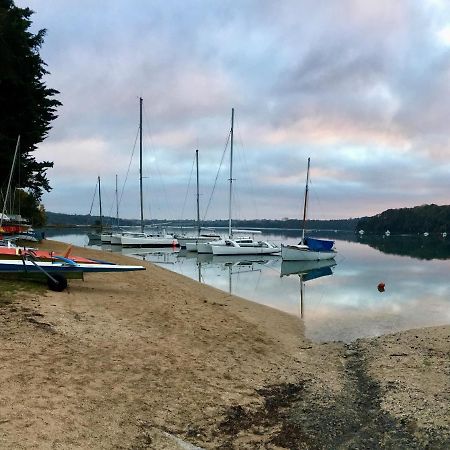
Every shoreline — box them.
[0,240,448,448]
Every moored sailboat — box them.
[207,108,279,256]
[281,158,336,261]
[175,150,221,250]
[114,98,177,248]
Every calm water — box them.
[40,228,450,343]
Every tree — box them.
[0,0,61,213]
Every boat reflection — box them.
[280,259,337,318]
[178,251,280,293]
[109,245,180,264]
[280,259,336,278]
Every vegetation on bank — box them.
[47,204,450,236]
[45,211,360,231]
[0,0,61,226]
[357,204,450,235]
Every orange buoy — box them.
[377,282,385,292]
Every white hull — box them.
[0,258,145,274]
[185,242,198,252]
[110,233,123,245]
[100,233,112,243]
[212,239,280,256]
[177,235,220,248]
[281,244,336,261]
[197,239,228,254]
[212,245,280,256]
[121,234,177,248]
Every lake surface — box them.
[40,228,450,343]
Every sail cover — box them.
[305,237,335,252]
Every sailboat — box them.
[0,248,145,292]
[210,109,280,256]
[281,158,336,261]
[116,97,177,248]
[0,136,36,241]
[176,150,221,250]
[87,177,104,242]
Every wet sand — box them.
[0,240,448,449]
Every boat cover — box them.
[305,237,335,252]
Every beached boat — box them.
[0,248,145,291]
[0,137,35,239]
[281,158,336,261]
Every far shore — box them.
[0,239,448,449]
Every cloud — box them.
[14,0,450,219]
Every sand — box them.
[0,240,448,449]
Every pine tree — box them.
[0,0,61,211]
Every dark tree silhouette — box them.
[0,0,61,211]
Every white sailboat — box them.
[209,108,280,256]
[117,98,177,248]
[281,158,336,261]
[98,176,113,243]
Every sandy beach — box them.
[0,240,449,449]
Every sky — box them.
[15,0,450,221]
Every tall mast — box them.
[139,97,144,233]
[301,157,310,243]
[195,149,200,236]
[98,175,103,231]
[1,135,20,227]
[228,108,234,238]
[115,174,119,228]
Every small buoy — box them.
[377,282,385,292]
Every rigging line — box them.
[202,131,230,221]
[142,104,170,214]
[119,125,140,208]
[88,178,99,215]
[234,124,260,219]
[180,154,196,221]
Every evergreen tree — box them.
[0,0,61,210]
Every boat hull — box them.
[281,244,336,261]
[212,244,280,256]
[176,235,220,248]
[121,236,178,248]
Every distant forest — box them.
[356,204,450,234]
[45,211,360,231]
[46,204,450,234]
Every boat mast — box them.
[301,157,310,243]
[139,97,144,233]
[1,135,20,228]
[115,174,119,228]
[98,176,103,231]
[195,149,201,237]
[228,108,234,239]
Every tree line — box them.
[45,211,360,231]
[357,204,450,234]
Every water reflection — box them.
[38,228,450,343]
[280,259,337,319]
[358,234,450,260]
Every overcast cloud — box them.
[15,0,450,220]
